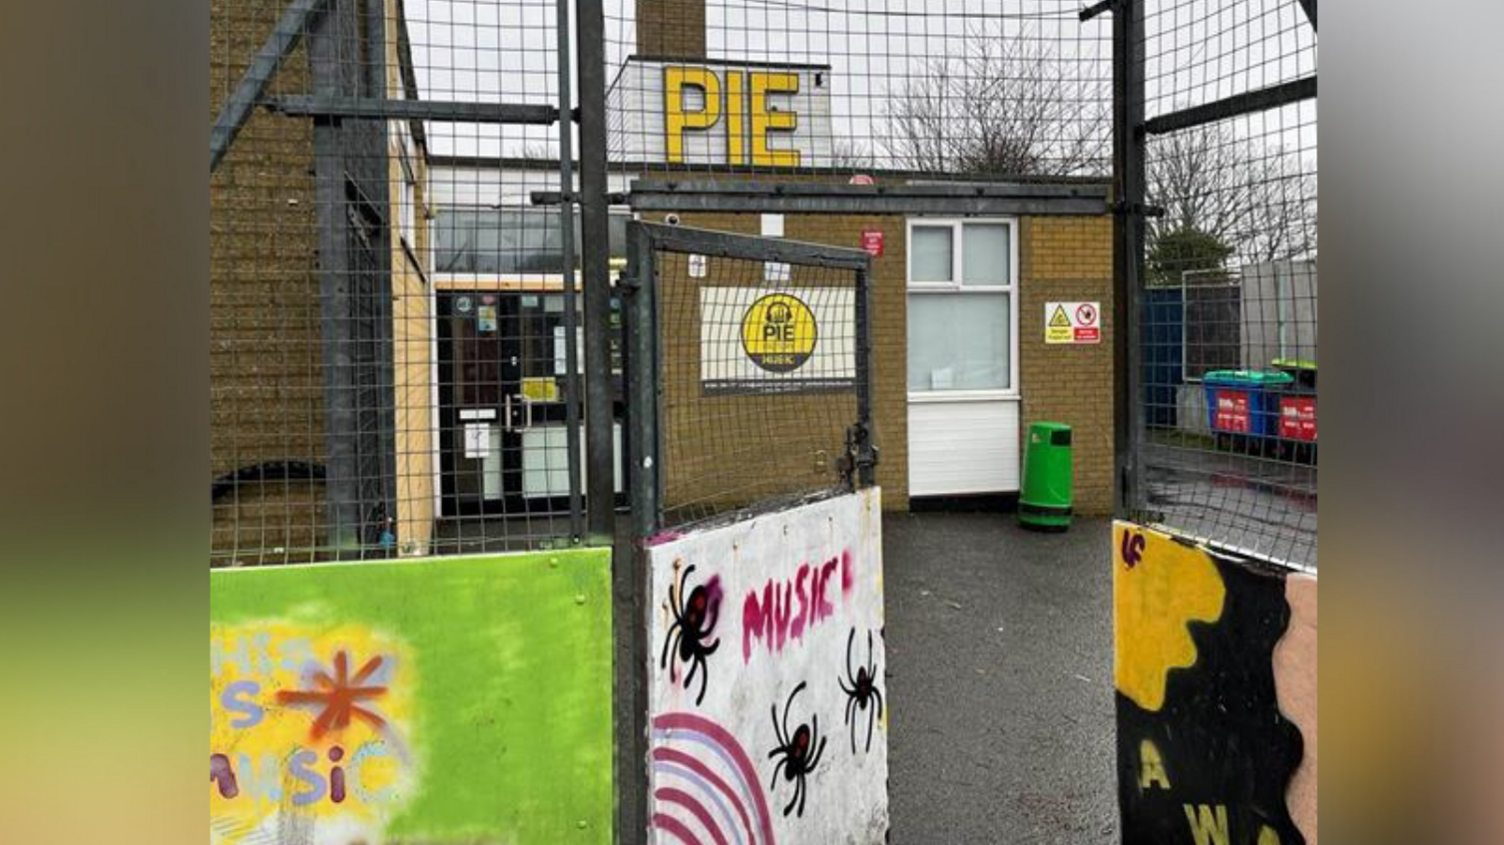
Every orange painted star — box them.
[277,650,388,740]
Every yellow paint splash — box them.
[1114,522,1225,712]
[209,622,415,844]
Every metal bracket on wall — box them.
[263,96,559,125]
[1112,200,1165,218]
[628,180,1111,217]
[840,423,879,490]
[1078,0,1123,22]
[1140,76,1316,137]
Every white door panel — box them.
[908,400,1020,496]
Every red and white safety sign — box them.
[1044,301,1101,344]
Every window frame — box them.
[430,204,633,289]
[905,217,1021,401]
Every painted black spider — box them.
[768,681,827,818]
[659,563,720,705]
[838,627,885,754]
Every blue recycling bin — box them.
[1202,370,1293,439]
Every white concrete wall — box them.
[646,488,889,844]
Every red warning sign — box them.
[1045,301,1101,344]
[1214,390,1251,433]
[1279,396,1318,441]
[860,229,884,257]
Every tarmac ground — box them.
[883,510,1119,844]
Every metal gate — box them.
[1100,0,1319,569]
[613,221,877,835]
[209,0,606,563]
[620,222,877,539]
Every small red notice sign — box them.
[1214,390,1251,433]
[1279,396,1318,441]
[860,229,884,257]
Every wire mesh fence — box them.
[624,223,873,535]
[1131,0,1317,569]
[210,0,1120,567]
[210,0,1313,567]
[210,0,593,565]
[604,0,1113,179]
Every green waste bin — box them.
[1020,422,1073,531]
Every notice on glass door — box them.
[464,423,491,459]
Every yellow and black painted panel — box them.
[1114,521,1315,845]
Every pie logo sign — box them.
[741,293,818,372]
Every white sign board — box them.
[646,488,888,844]
[610,58,835,167]
[463,422,491,459]
[1045,300,1102,344]
[700,287,855,395]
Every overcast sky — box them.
[404,0,1314,166]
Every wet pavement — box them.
[883,510,1118,843]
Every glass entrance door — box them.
[437,292,576,516]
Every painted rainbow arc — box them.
[650,712,776,845]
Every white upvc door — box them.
[906,218,1022,496]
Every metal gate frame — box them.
[613,220,876,841]
[1086,0,1317,523]
[619,221,878,539]
[210,0,600,552]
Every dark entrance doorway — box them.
[437,290,583,517]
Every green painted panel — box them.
[209,549,613,844]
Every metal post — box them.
[209,0,330,172]
[617,222,657,845]
[853,263,876,488]
[576,0,616,544]
[556,0,583,542]
[625,225,661,539]
[1112,0,1146,517]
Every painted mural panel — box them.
[209,549,614,845]
[1113,521,1317,845]
[647,488,888,844]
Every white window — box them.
[906,219,1018,394]
[394,122,418,250]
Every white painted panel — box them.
[646,489,888,844]
[521,423,624,498]
[907,400,1020,496]
[482,426,503,499]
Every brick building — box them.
[210,0,433,563]
[425,0,1115,518]
[211,0,1115,567]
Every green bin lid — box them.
[1028,422,1072,433]
[1202,369,1295,386]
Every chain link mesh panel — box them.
[210,0,593,565]
[604,0,1112,179]
[1132,0,1317,569]
[631,225,871,533]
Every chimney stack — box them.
[636,0,706,58]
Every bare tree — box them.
[830,139,876,170]
[1148,121,1317,264]
[879,32,1108,177]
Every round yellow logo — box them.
[741,293,817,373]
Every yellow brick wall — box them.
[645,205,1113,515]
[210,0,326,562]
[1019,216,1116,515]
[637,0,707,58]
[387,0,436,557]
